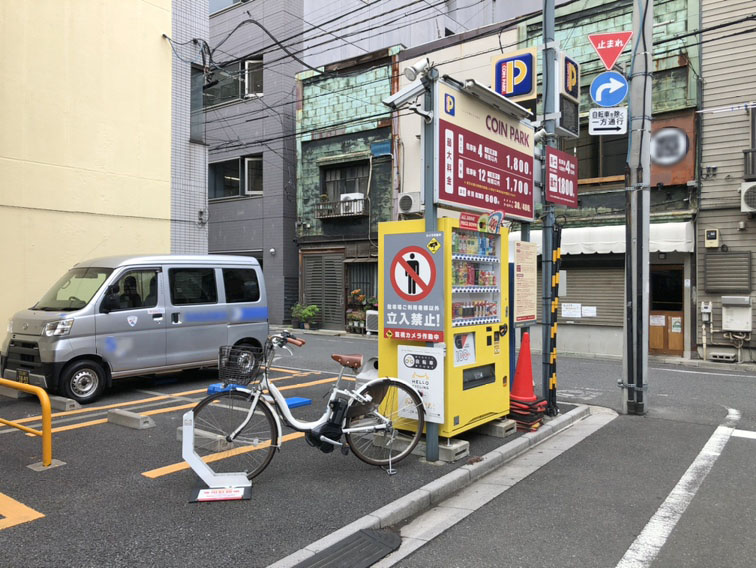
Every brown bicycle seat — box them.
[331,353,363,369]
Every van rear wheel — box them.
[60,360,105,404]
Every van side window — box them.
[169,268,218,305]
[112,270,159,311]
[223,268,260,303]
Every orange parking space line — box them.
[0,493,45,531]
[9,388,209,426]
[17,376,352,434]
[51,418,108,433]
[142,432,305,478]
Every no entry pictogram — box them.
[390,246,436,302]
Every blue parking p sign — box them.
[589,71,628,107]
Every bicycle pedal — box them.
[341,444,350,456]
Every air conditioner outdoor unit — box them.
[741,182,756,213]
[365,310,379,335]
[398,191,423,214]
[340,192,364,215]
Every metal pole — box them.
[622,0,652,415]
[422,68,440,460]
[541,0,557,403]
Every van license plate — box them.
[17,369,29,384]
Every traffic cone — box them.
[511,332,538,404]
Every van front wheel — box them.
[60,360,105,404]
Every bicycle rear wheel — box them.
[192,390,277,480]
[345,379,425,467]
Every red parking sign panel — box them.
[545,147,579,208]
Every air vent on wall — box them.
[741,182,756,212]
[398,192,422,214]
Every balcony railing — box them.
[315,198,368,219]
[744,149,756,181]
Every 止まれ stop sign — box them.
[390,246,436,302]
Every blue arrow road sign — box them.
[590,71,628,107]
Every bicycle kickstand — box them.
[384,442,397,476]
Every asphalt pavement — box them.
[1,330,755,567]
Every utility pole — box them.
[541,0,557,413]
[422,67,440,460]
[622,0,653,414]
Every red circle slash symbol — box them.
[390,246,436,302]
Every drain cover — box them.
[293,529,401,568]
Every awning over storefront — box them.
[509,221,694,255]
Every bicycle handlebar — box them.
[287,337,305,347]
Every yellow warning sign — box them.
[427,238,441,254]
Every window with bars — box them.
[322,162,369,200]
[562,128,627,179]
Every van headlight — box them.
[44,319,75,337]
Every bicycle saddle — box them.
[331,353,363,369]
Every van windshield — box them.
[33,267,113,311]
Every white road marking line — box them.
[650,367,756,379]
[616,408,741,568]
[732,429,756,440]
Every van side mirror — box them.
[101,285,120,313]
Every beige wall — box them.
[397,29,520,203]
[0,0,172,325]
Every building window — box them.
[245,156,263,195]
[209,159,240,199]
[190,66,205,143]
[203,62,241,107]
[562,128,627,179]
[209,155,263,199]
[322,162,369,201]
[245,59,263,97]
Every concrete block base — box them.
[476,418,517,439]
[28,459,66,471]
[49,396,80,411]
[411,437,470,463]
[107,409,155,430]
[0,385,32,399]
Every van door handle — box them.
[152,312,164,321]
[171,312,181,324]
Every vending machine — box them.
[379,217,510,438]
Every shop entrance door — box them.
[649,265,684,356]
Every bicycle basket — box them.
[218,345,262,386]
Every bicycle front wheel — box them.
[345,379,425,467]
[192,390,277,480]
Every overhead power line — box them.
[195,5,756,149]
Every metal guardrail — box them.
[0,378,52,467]
[744,149,756,181]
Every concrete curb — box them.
[268,404,592,568]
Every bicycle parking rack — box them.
[181,410,252,501]
[0,378,60,470]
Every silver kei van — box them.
[1,255,268,403]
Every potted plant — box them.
[290,303,305,328]
[347,309,366,334]
[300,304,321,329]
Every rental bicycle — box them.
[190,331,426,480]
